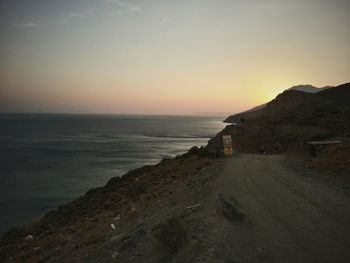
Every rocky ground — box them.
[1,153,349,263]
[0,152,214,262]
[306,144,350,175]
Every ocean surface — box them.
[0,114,226,235]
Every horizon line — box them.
[0,111,233,117]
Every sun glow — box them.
[0,0,349,114]
[245,69,305,104]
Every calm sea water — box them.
[0,114,226,234]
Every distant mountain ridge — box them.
[288,84,332,93]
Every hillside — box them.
[224,84,333,123]
[212,82,350,162]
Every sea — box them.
[0,114,226,235]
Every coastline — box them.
[0,114,225,236]
[1,84,349,262]
[0,146,215,261]
[1,150,349,262]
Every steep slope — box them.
[211,82,350,154]
[223,105,265,124]
[224,84,333,123]
[317,82,350,104]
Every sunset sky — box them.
[0,0,349,115]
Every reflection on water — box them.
[0,114,226,234]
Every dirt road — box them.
[3,154,349,262]
[194,154,350,263]
[99,154,350,263]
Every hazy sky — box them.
[0,0,349,114]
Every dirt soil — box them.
[1,154,350,263]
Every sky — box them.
[0,0,349,115]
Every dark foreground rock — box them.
[218,193,245,222]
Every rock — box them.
[25,235,34,241]
[185,203,201,209]
[218,193,245,222]
[152,216,187,253]
[108,233,131,244]
[111,251,120,259]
